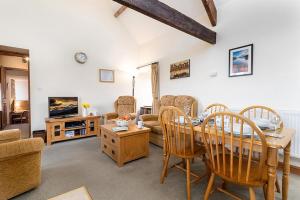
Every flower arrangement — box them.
[82,102,91,109]
[82,102,91,116]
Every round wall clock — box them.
[74,52,88,64]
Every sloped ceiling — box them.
[110,0,225,45]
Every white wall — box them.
[0,0,139,130]
[139,0,300,112]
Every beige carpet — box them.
[12,137,300,200]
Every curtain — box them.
[151,62,159,114]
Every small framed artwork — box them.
[99,69,115,83]
[229,44,253,77]
[170,59,190,80]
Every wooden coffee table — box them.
[100,124,150,167]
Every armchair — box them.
[0,129,44,199]
[104,96,136,123]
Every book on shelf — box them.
[65,130,75,138]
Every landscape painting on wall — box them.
[170,59,190,80]
[229,44,253,77]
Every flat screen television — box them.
[48,97,79,118]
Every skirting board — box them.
[278,162,300,176]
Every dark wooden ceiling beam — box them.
[114,5,127,18]
[202,0,217,26]
[113,0,216,44]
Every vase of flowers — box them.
[82,102,90,117]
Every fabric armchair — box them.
[0,129,21,144]
[104,96,136,123]
[0,129,44,199]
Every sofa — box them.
[104,96,137,123]
[140,95,198,147]
[0,129,44,199]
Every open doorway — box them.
[0,45,30,138]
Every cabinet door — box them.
[87,119,99,135]
[51,122,64,141]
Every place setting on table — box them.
[182,109,286,140]
[172,107,286,142]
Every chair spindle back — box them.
[239,105,283,129]
[200,112,268,185]
[159,106,195,158]
[204,103,229,114]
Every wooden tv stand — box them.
[45,115,101,145]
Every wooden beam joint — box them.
[202,0,217,26]
[114,6,127,18]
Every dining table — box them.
[193,125,295,200]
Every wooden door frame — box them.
[0,45,31,137]
[28,59,32,137]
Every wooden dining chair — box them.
[201,112,269,200]
[159,106,207,200]
[239,105,283,130]
[240,105,283,193]
[204,103,229,114]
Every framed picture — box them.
[99,69,114,83]
[170,59,190,80]
[229,44,253,77]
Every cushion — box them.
[152,126,163,135]
[143,121,160,127]
[174,95,195,115]
[143,121,162,135]
[117,105,134,117]
[160,95,175,106]
[118,96,135,105]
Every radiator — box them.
[279,110,300,158]
[230,109,300,158]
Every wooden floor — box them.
[4,123,30,138]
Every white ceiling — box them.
[110,0,226,45]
